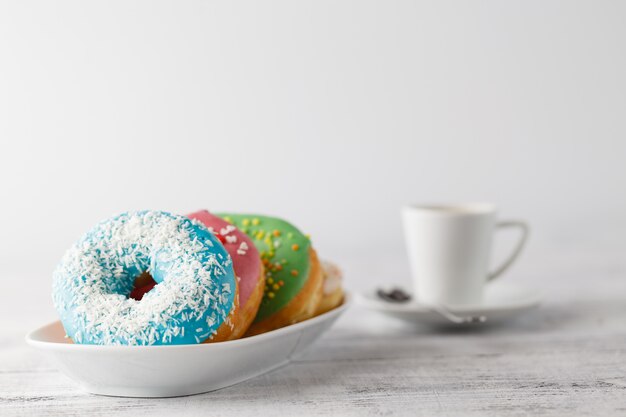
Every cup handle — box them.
[488,220,529,281]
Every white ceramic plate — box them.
[356,282,541,325]
[26,294,350,398]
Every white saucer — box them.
[356,283,541,325]
[26,294,350,398]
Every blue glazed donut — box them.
[52,210,237,345]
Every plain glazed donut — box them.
[315,261,344,316]
[187,210,265,340]
[52,211,238,345]
[218,214,324,336]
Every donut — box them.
[187,210,265,339]
[52,211,239,345]
[218,214,324,335]
[315,261,344,316]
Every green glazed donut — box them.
[217,214,311,322]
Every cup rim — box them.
[403,202,496,215]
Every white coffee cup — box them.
[402,203,529,307]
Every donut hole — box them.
[128,271,158,301]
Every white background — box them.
[1,0,625,282]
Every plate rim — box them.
[26,293,351,351]
[356,283,542,314]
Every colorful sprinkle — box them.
[242,218,250,226]
[268,292,275,299]
[252,218,260,226]
[272,229,281,237]
[291,244,300,251]
[291,269,299,277]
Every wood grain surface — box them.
[1,246,625,416]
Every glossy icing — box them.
[187,210,261,308]
[217,213,311,321]
[52,211,236,345]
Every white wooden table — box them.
[2,245,625,416]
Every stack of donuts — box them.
[52,210,344,345]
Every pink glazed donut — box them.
[187,210,265,339]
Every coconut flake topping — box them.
[52,211,235,346]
